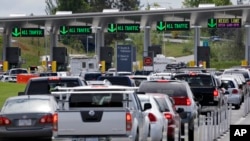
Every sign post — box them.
[116,45,133,72]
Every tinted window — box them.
[69,93,124,108]
[174,75,213,86]
[139,82,188,97]
[221,80,235,88]
[27,79,81,94]
[84,73,102,81]
[2,98,51,113]
[10,69,28,75]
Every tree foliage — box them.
[182,0,232,7]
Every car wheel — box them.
[134,128,139,141]
[235,104,241,110]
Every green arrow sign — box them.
[156,21,166,31]
[108,24,117,33]
[60,26,68,35]
[208,18,217,28]
[12,27,21,37]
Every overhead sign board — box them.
[12,27,44,37]
[108,23,140,33]
[207,18,241,28]
[60,26,92,35]
[156,21,190,31]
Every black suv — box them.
[172,72,226,113]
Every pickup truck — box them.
[18,76,87,96]
[173,72,226,113]
[51,86,151,141]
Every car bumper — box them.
[225,94,241,105]
[0,128,52,138]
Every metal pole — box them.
[86,36,89,55]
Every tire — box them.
[134,129,139,141]
[188,128,194,141]
[235,104,241,110]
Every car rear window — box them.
[27,79,81,94]
[138,82,188,97]
[84,73,102,81]
[2,98,51,113]
[221,80,235,88]
[69,94,124,108]
[174,75,213,87]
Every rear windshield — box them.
[84,73,102,81]
[174,75,213,87]
[138,82,188,97]
[221,80,235,88]
[69,94,124,108]
[98,76,132,86]
[27,79,81,94]
[2,98,51,113]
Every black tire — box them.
[135,129,139,141]
[188,128,194,141]
[235,104,241,110]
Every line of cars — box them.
[1,66,250,141]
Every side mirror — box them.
[143,103,152,111]
[176,108,184,113]
[18,92,24,96]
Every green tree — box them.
[182,0,231,7]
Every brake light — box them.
[126,113,132,131]
[247,82,250,85]
[232,89,238,94]
[52,113,58,131]
[48,77,60,80]
[157,80,169,82]
[173,97,191,106]
[39,114,53,123]
[0,117,11,126]
[164,112,174,125]
[213,90,219,97]
[148,113,157,122]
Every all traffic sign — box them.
[143,57,153,66]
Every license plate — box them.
[72,138,98,141]
[18,119,32,126]
[86,138,99,141]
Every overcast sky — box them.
[0,0,240,17]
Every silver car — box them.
[220,76,243,109]
[0,95,58,141]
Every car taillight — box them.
[232,89,238,94]
[164,112,174,125]
[148,113,157,122]
[247,81,250,85]
[173,97,191,106]
[52,113,58,131]
[126,113,132,131]
[213,90,219,97]
[39,114,53,124]
[0,117,11,126]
